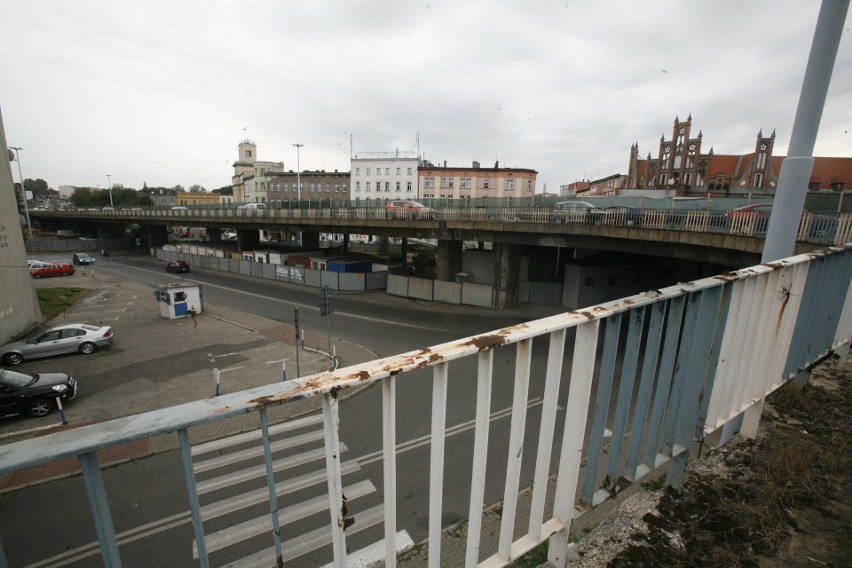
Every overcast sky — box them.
[2,1,850,193]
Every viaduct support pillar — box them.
[493,242,521,308]
[237,228,260,252]
[205,228,222,242]
[301,231,320,250]
[146,225,169,255]
[436,239,463,282]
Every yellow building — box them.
[175,192,222,207]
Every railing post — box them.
[547,321,600,568]
[79,451,122,567]
[322,391,348,567]
[428,362,448,568]
[382,376,398,568]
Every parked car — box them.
[31,263,75,279]
[0,368,78,418]
[56,229,81,238]
[72,253,95,265]
[0,323,114,366]
[551,201,603,224]
[28,260,54,271]
[165,260,190,273]
[385,200,434,220]
[171,206,188,211]
[237,203,267,210]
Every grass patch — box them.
[36,288,91,320]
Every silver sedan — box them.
[0,323,114,365]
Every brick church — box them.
[626,115,848,194]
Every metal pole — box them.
[294,308,301,378]
[293,143,303,203]
[762,0,849,263]
[9,147,34,248]
[106,174,112,207]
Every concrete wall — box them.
[0,110,42,343]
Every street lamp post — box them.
[292,143,303,204]
[9,147,34,247]
[106,174,113,207]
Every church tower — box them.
[750,129,775,189]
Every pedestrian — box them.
[190,305,197,327]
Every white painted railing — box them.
[0,245,849,567]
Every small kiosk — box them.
[155,282,203,320]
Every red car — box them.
[385,200,434,220]
[31,263,75,279]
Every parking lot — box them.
[0,267,374,473]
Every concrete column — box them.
[147,225,169,254]
[301,231,320,250]
[493,243,521,308]
[436,239,463,282]
[236,228,260,252]
[205,228,222,242]
[343,233,350,253]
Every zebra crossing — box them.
[189,413,413,566]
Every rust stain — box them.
[351,370,371,381]
[776,287,790,335]
[465,334,508,351]
[428,352,443,363]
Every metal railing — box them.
[0,245,849,567]
[39,206,852,246]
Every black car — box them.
[165,261,190,273]
[0,368,78,418]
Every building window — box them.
[506,179,514,190]
[326,184,330,192]
[356,181,361,191]
[356,168,360,175]
[809,181,820,190]
[448,178,454,188]
[407,167,413,175]
[440,177,449,188]
[366,182,371,192]
[385,182,390,192]
[366,168,371,175]
[483,179,490,189]
[246,150,252,157]
[396,167,401,175]
[335,184,340,192]
[425,177,435,188]
[527,180,532,191]
[407,181,412,192]
[396,181,401,192]
[461,177,472,188]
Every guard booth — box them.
[155,282,203,320]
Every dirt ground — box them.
[568,354,852,567]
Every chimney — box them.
[473,160,480,168]
[443,160,447,167]
[495,160,499,168]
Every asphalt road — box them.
[0,251,571,566]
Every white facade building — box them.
[231,140,287,203]
[350,151,423,201]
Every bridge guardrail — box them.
[0,244,849,567]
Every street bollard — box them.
[282,360,287,382]
[214,368,220,397]
[55,397,68,426]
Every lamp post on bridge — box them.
[9,146,34,248]
[106,174,113,207]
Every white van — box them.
[56,230,81,238]
[237,203,267,210]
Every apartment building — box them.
[350,151,422,200]
[418,161,537,199]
